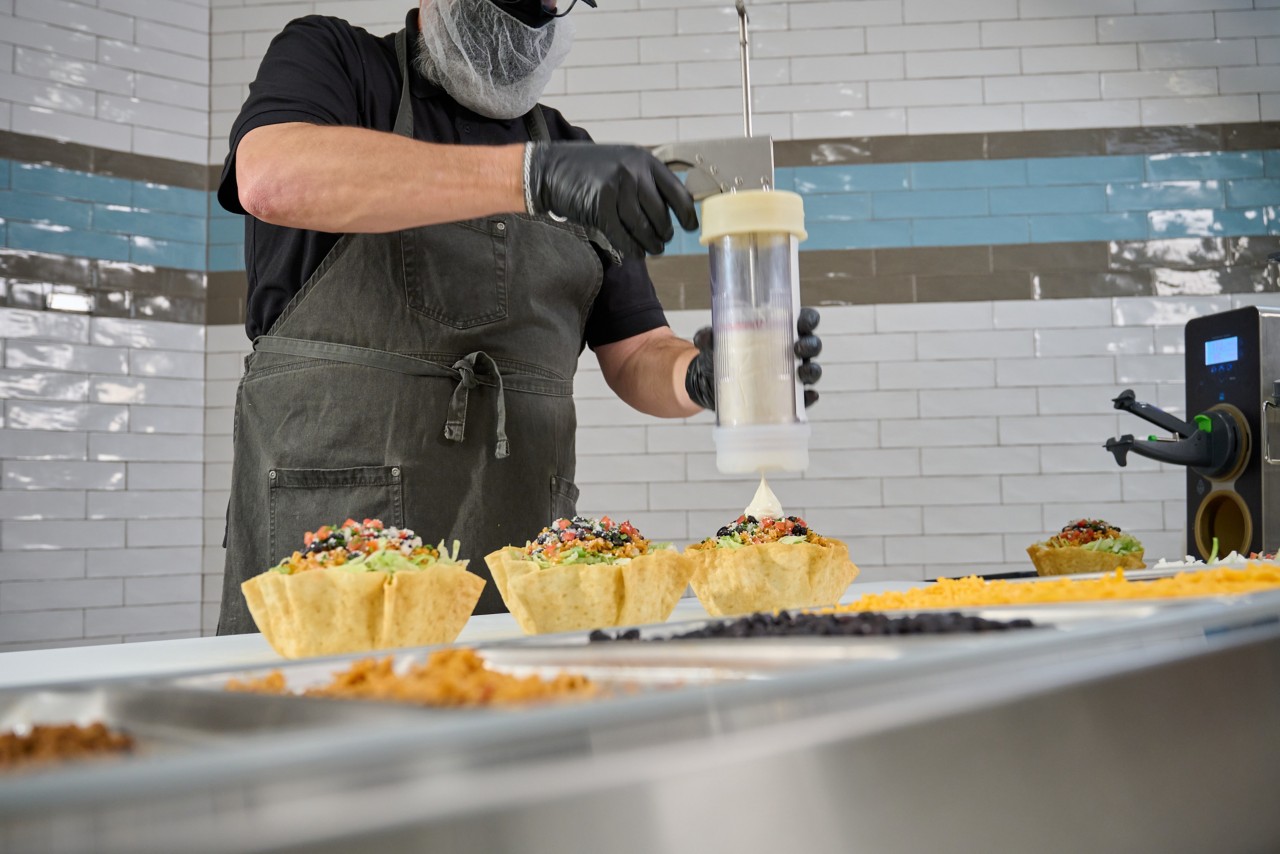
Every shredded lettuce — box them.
[528,542,673,568]
[342,550,415,574]
[528,545,618,568]
[341,539,462,574]
[1079,534,1143,556]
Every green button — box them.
[1194,414,1212,433]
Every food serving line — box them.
[6,15,1278,850]
[2,579,1280,853]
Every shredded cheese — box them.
[839,565,1280,611]
[227,648,598,707]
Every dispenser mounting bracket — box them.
[652,136,776,201]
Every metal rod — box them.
[736,0,752,138]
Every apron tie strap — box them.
[445,352,510,459]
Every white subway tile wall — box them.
[225,0,1265,150]
[9,0,1265,161]
[1,0,208,157]
[0,309,206,648]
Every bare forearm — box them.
[596,329,702,419]
[236,123,524,233]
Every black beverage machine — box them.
[1104,305,1280,560]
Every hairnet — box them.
[415,0,573,120]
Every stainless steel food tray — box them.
[168,645,771,697]
[859,600,1204,624]
[496,600,1181,650]
[1004,563,1280,583]
[167,615,1055,699]
[475,595,1280,671]
[0,682,421,775]
[471,632,1032,676]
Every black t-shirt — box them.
[217,8,668,346]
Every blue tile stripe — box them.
[0,158,245,272]
[666,147,1280,254]
[3,149,1278,270]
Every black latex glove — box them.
[685,307,823,411]
[526,141,699,259]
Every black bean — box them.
[589,610,1038,642]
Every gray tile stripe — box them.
[0,130,212,190]
[0,249,209,324]
[6,237,1279,325]
[774,121,1280,168]
[650,236,1280,311]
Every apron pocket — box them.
[549,475,579,521]
[401,218,508,329]
[268,465,405,563]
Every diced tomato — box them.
[562,530,577,541]
[557,518,570,529]
[600,515,613,529]
[303,531,315,546]
[620,521,636,537]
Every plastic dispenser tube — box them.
[699,190,810,475]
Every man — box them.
[216,0,818,632]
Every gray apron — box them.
[217,29,607,633]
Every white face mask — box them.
[415,0,573,120]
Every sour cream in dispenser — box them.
[700,190,810,475]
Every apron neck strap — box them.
[524,104,550,143]
[393,28,414,138]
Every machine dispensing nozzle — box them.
[1104,388,1245,479]
[1110,388,1196,438]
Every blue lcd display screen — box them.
[1205,336,1239,366]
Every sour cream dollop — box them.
[744,476,783,520]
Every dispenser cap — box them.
[714,422,811,474]
[699,190,807,246]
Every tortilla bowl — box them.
[484,547,693,635]
[686,539,860,617]
[241,565,486,659]
[1026,544,1146,577]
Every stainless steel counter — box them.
[0,583,925,690]
[2,590,1278,854]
